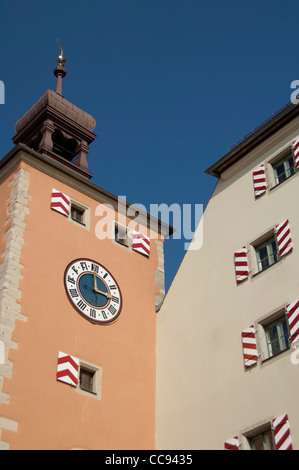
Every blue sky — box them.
[0,0,298,290]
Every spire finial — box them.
[54,39,67,95]
[56,39,66,67]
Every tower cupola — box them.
[12,41,96,179]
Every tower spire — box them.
[54,39,66,95]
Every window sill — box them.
[251,259,280,278]
[80,387,97,395]
[260,346,290,364]
[71,217,86,227]
[115,239,129,248]
[269,169,298,192]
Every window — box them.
[114,222,129,247]
[69,201,89,229]
[243,421,276,450]
[77,362,102,399]
[256,236,278,272]
[71,205,85,224]
[80,367,95,394]
[265,316,290,358]
[257,308,291,361]
[273,153,295,185]
[249,429,275,450]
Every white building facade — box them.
[157,102,299,450]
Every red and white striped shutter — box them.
[275,219,293,257]
[292,139,299,169]
[241,325,258,369]
[272,414,293,450]
[56,352,79,387]
[252,164,267,198]
[132,231,150,257]
[224,436,240,450]
[234,247,249,284]
[51,188,70,217]
[286,300,299,346]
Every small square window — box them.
[256,236,278,272]
[77,362,102,399]
[273,153,295,185]
[114,222,129,247]
[71,205,85,224]
[69,201,89,229]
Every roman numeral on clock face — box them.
[70,289,79,298]
[108,305,116,315]
[77,299,86,311]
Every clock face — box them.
[64,258,122,324]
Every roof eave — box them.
[205,101,298,178]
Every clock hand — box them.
[93,268,97,290]
[94,287,112,299]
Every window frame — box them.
[71,205,85,224]
[255,236,279,273]
[68,199,90,230]
[272,153,295,186]
[80,367,95,394]
[76,361,102,400]
[256,307,291,362]
[248,227,280,277]
[249,428,275,450]
[264,316,290,359]
[242,419,276,450]
[266,145,297,190]
[113,221,132,249]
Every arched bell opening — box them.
[52,129,78,162]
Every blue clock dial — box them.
[78,273,109,308]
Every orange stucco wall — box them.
[0,158,161,450]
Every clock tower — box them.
[0,50,172,450]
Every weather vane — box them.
[56,39,66,67]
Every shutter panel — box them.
[224,436,240,450]
[286,300,299,346]
[272,414,293,450]
[56,352,79,387]
[51,188,70,217]
[132,231,150,257]
[241,325,258,368]
[234,247,249,284]
[292,139,299,169]
[252,164,267,198]
[275,219,293,257]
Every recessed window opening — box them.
[264,316,290,358]
[273,153,295,185]
[256,237,278,272]
[71,205,85,224]
[115,223,128,246]
[79,366,96,395]
[249,428,275,450]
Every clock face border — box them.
[64,258,123,325]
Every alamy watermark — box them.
[290,80,299,104]
[0,81,4,104]
[94,196,204,251]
